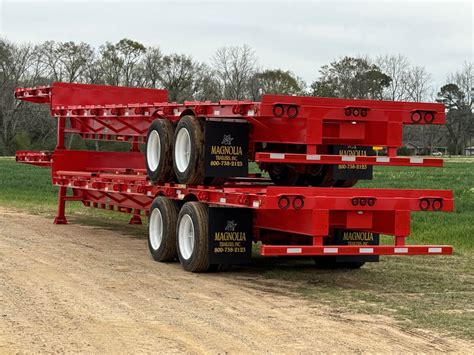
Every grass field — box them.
[0,157,473,339]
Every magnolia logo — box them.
[221,134,234,145]
[225,220,237,231]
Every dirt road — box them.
[0,208,470,353]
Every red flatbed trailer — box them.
[15,82,454,272]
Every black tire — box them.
[312,256,365,269]
[145,119,174,183]
[268,164,302,186]
[334,179,359,188]
[303,165,335,187]
[148,196,179,262]
[176,202,214,272]
[173,115,206,185]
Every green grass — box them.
[357,163,474,251]
[0,157,132,223]
[1,157,473,339]
[250,161,474,339]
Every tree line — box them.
[0,38,472,155]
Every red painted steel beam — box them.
[255,152,444,167]
[260,245,453,256]
[15,150,52,167]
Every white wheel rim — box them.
[178,214,194,260]
[149,208,163,251]
[175,127,191,173]
[147,130,161,171]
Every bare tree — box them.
[212,45,258,99]
[404,65,432,102]
[99,38,146,86]
[157,54,204,102]
[0,39,50,154]
[376,54,410,101]
[437,62,474,154]
[141,47,163,88]
[39,41,94,83]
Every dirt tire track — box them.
[0,208,470,353]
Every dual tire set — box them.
[148,196,214,272]
[146,115,207,185]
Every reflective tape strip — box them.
[323,247,338,254]
[376,156,390,163]
[220,198,226,203]
[306,154,321,160]
[214,110,220,115]
[287,247,302,254]
[252,200,260,208]
[341,156,356,162]
[428,247,442,253]
[359,247,374,253]
[270,153,285,159]
[394,247,408,253]
[410,157,424,164]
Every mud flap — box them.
[208,207,253,264]
[330,145,375,181]
[204,121,249,178]
[331,229,380,263]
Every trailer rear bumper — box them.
[255,152,443,168]
[261,245,453,256]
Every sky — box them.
[0,0,472,91]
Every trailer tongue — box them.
[15,82,454,272]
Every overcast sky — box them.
[0,0,472,91]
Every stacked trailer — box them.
[16,82,454,272]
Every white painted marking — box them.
[394,247,408,253]
[342,156,356,162]
[306,154,321,160]
[220,198,226,203]
[359,247,374,253]
[410,157,424,164]
[376,156,390,163]
[323,247,338,254]
[341,155,356,161]
[428,247,442,253]
[287,247,302,254]
[270,153,285,160]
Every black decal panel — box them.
[330,145,374,180]
[208,208,253,264]
[205,121,249,177]
[332,229,380,263]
